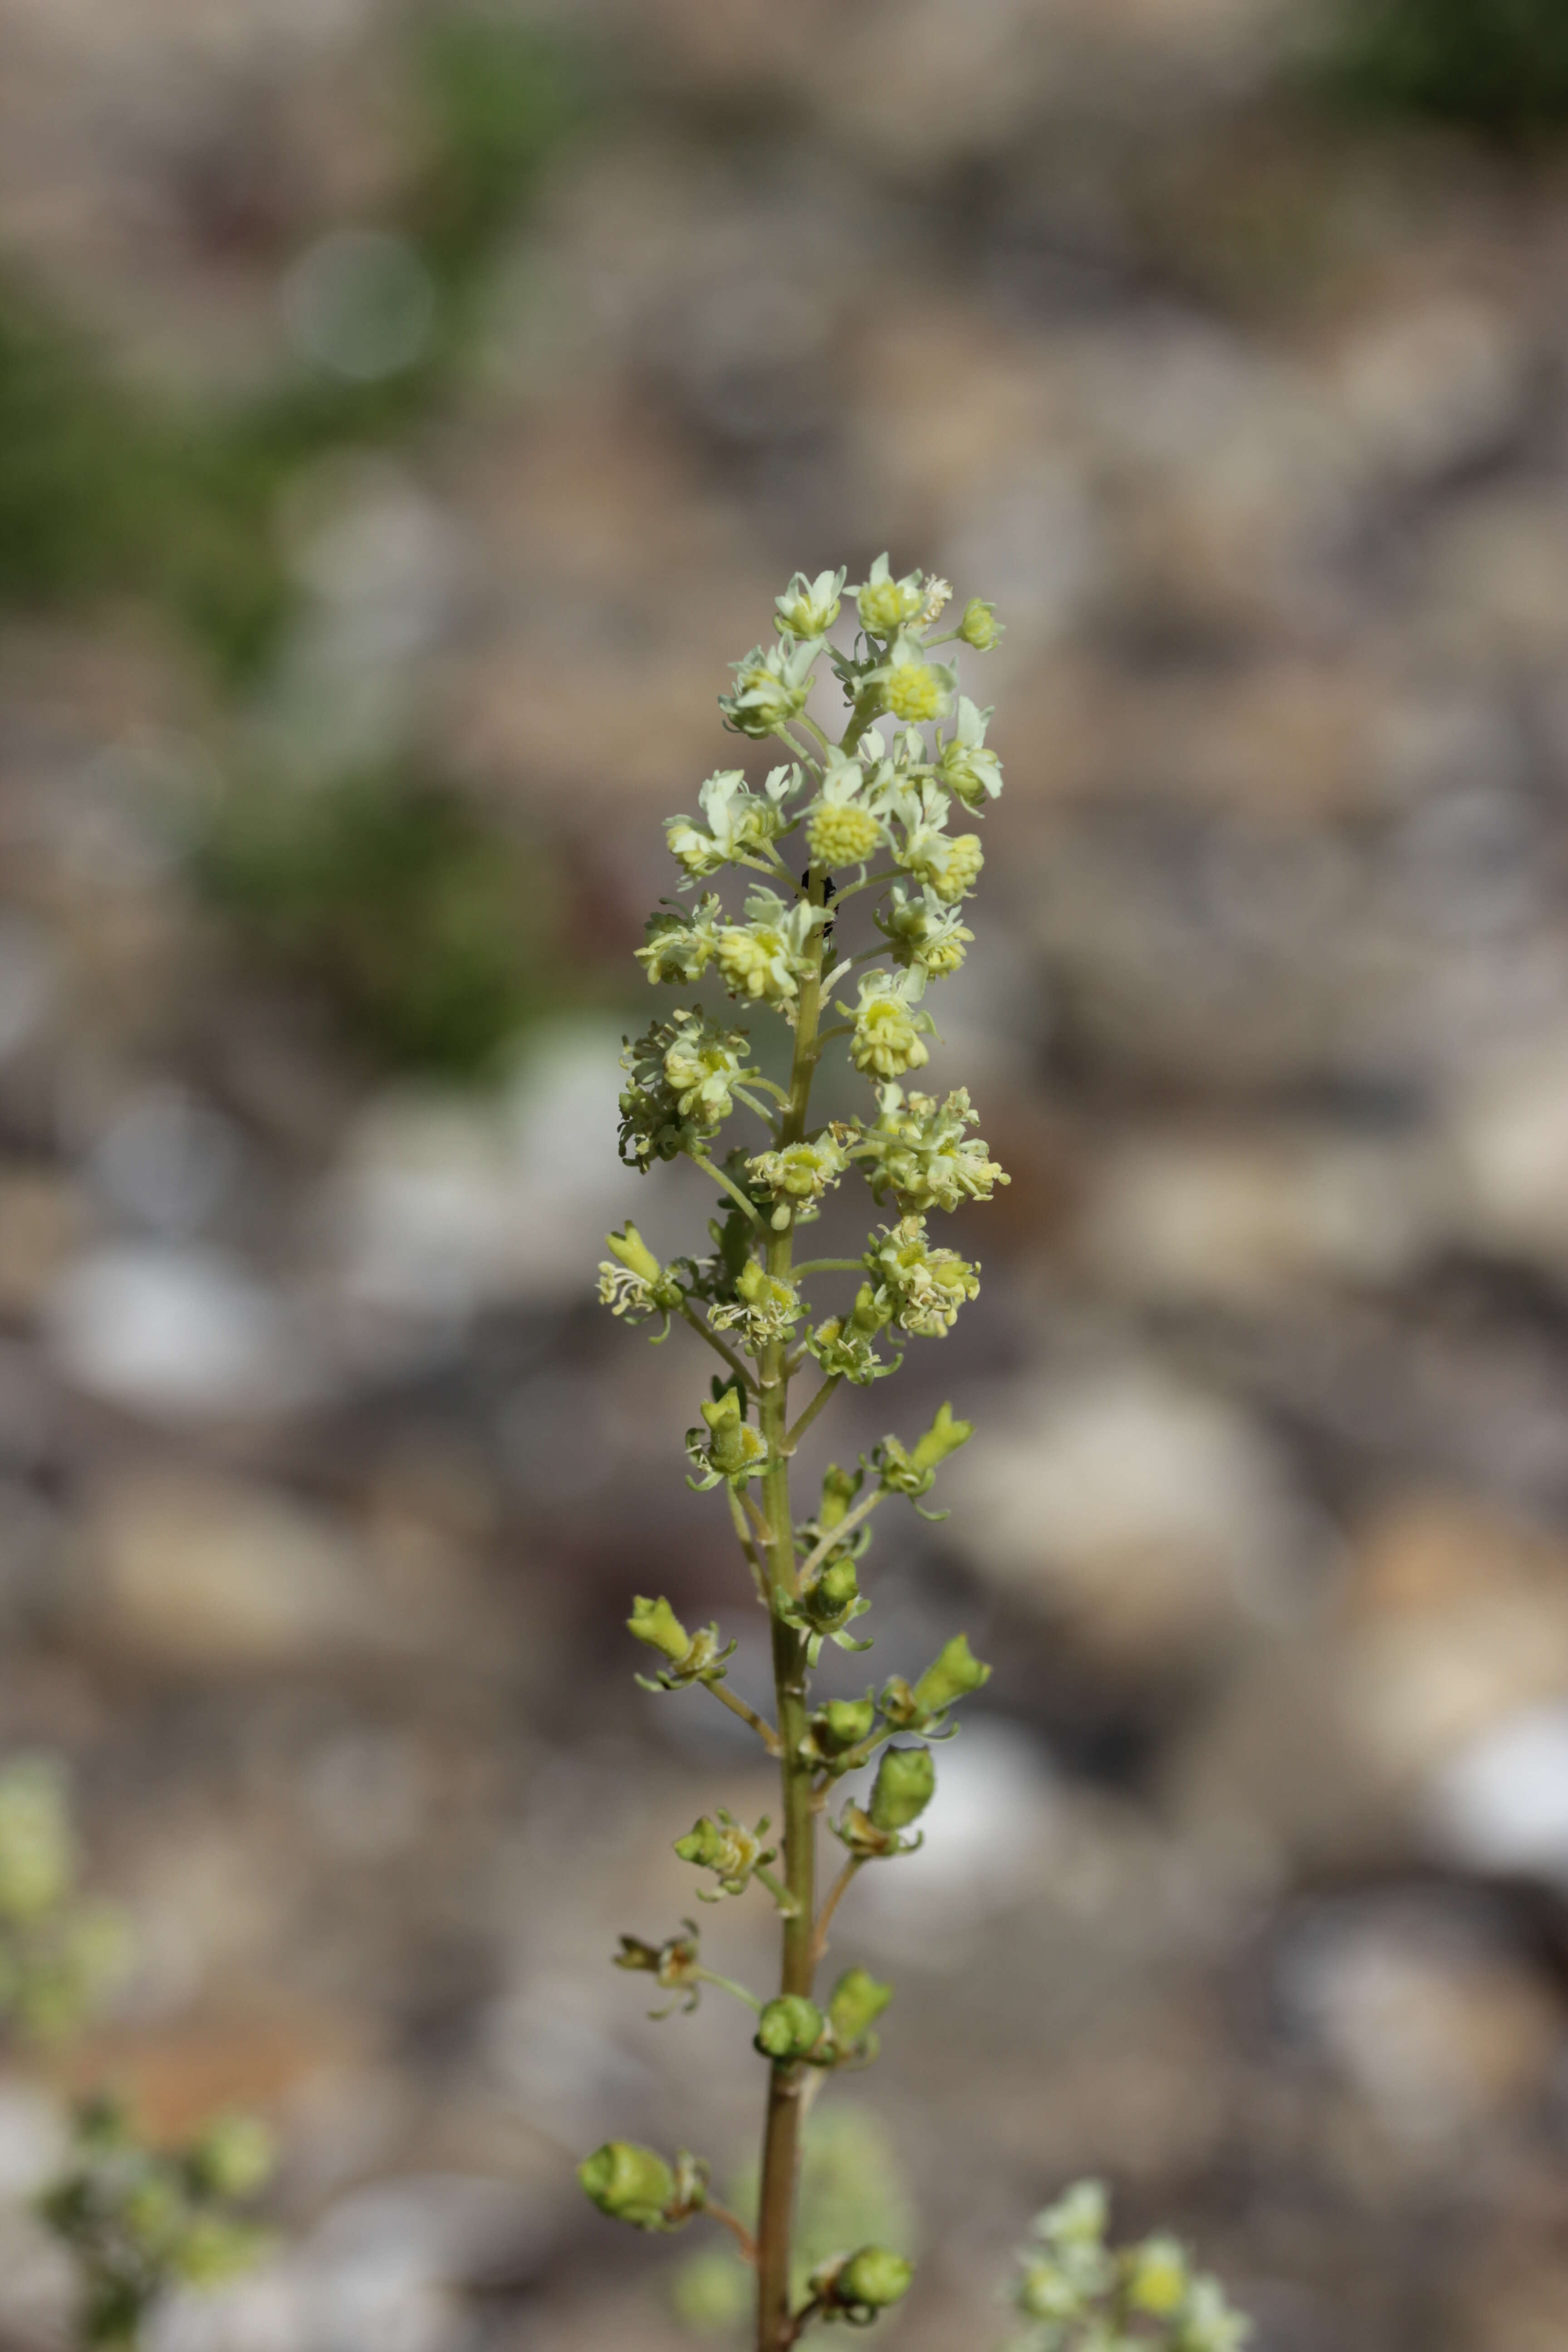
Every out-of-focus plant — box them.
[198,769,574,1077]
[39,2100,274,2352]
[0,14,587,681]
[0,1759,129,2047]
[575,562,1250,2350]
[1003,2182,1248,2352]
[1314,0,1568,135]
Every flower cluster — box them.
[1005,2182,1250,2352]
[864,1217,980,1337]
[667,767,802,879]
[856,1085,1009,1213]
[618,1010,757,1167]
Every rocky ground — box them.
[3,2,1568,2347]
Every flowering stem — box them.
[790,1259,866,1278]
[701,1679,782,1756]
[754,862,828,2352]
[827,868,897,902]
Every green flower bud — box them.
[911,1402,975,1473]
[578,2141,676,2230]
[189,2116,274,2202]
[837,2247,914,2309]
[818,1464,861,1530]
[813,1696,877,1754]
[627,1596,692,1666]
[605,1223,662,1287]
[815,1557,860,1618]
[828,1968,893,2046]
[869,1746,935,1831]
[911,1633,990,1715]
[958,596,1003,650]
[754,1994,827,2062]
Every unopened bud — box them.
[911,1633,990,1715]
[627,1595,691,1666]
[828,1968,892,2047]
[812,1696,876,1755]
[836,2247,914,2309]
[911,1402,973,1475]
[818,1464,860,1531]
[869,1746,934,1831]
[958,596,1003,650]
[578,2141,676,2229]
[605,1223,663,1286]
[754,1994,826,2062]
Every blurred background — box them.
[4,0,1568,2345]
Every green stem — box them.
[702,1678,781,1756]
[791,1260,866,1278]
[691,1154,765,1227]
[694,1968,764,2017]
[784,1377,841,1454]
[794,1486,885,1589]
[679,1303,756,1393]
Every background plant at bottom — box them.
[1002,2182,1249,2352]
[670,2110,917,2341]
[38,2100,275,2352]
[0,1754,278,2352]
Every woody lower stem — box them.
[755,872,826,2352]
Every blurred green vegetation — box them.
[198,771,581,1080]
[0,16,588,683]
[1317,0,1568,134]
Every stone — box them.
[1078,1125,1441,1306]
[946,1363,1313,1667]
[83,1469,374,1669]
[46,1245,323,1419]
[1341,1494,1568,1792]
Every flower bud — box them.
[818,1464,861,1530]
[812,1696,876,1754]
[754,1994,826,2062]
[578,2141,676,2230]
[828,1968,892,2046]
[604,1223,662,1287]
[869,1746,934,1831]
[627,1595,691,1666]
[911,1402,974,1474]
[836,2247,914,2309]
[911,1633,990,1715]
[958,596,1003,650]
